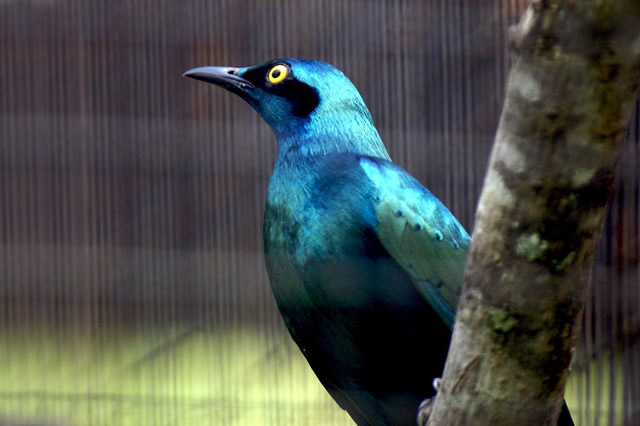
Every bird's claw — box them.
[417,377,442,426]
[432,377,442,392]
[417,397,435,426]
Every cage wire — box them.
[0,0,638,425]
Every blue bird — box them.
[184,59,573,426]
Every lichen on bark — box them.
[425,1,640,425]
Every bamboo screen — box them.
[0,1,638,425]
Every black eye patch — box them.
[241,62,320,118]
[241,62,277,85]
[271,80,320,118]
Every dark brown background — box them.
[1,0,638,424]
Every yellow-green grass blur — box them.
[0,324,622,425]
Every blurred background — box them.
[0,0,638,425]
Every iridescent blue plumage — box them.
[184,58,573,426]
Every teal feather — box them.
[184,58,574,426]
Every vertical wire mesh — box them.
[0,0,638,424]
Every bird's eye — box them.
[268,64,288,84]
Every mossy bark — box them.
[426,1,640,424]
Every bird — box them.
[184,59,574,426]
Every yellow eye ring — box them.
[268,64,288,84]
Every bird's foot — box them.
[416,378,442,426]
[432,377,442,392]
[417,397,434,426]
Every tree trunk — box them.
[427,1,640,424]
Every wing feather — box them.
[360,157,470,328]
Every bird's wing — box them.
[359,157,471,329]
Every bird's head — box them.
[184,58,388,159]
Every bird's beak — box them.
[183,66,255,95]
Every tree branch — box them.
[426,1,640,424]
